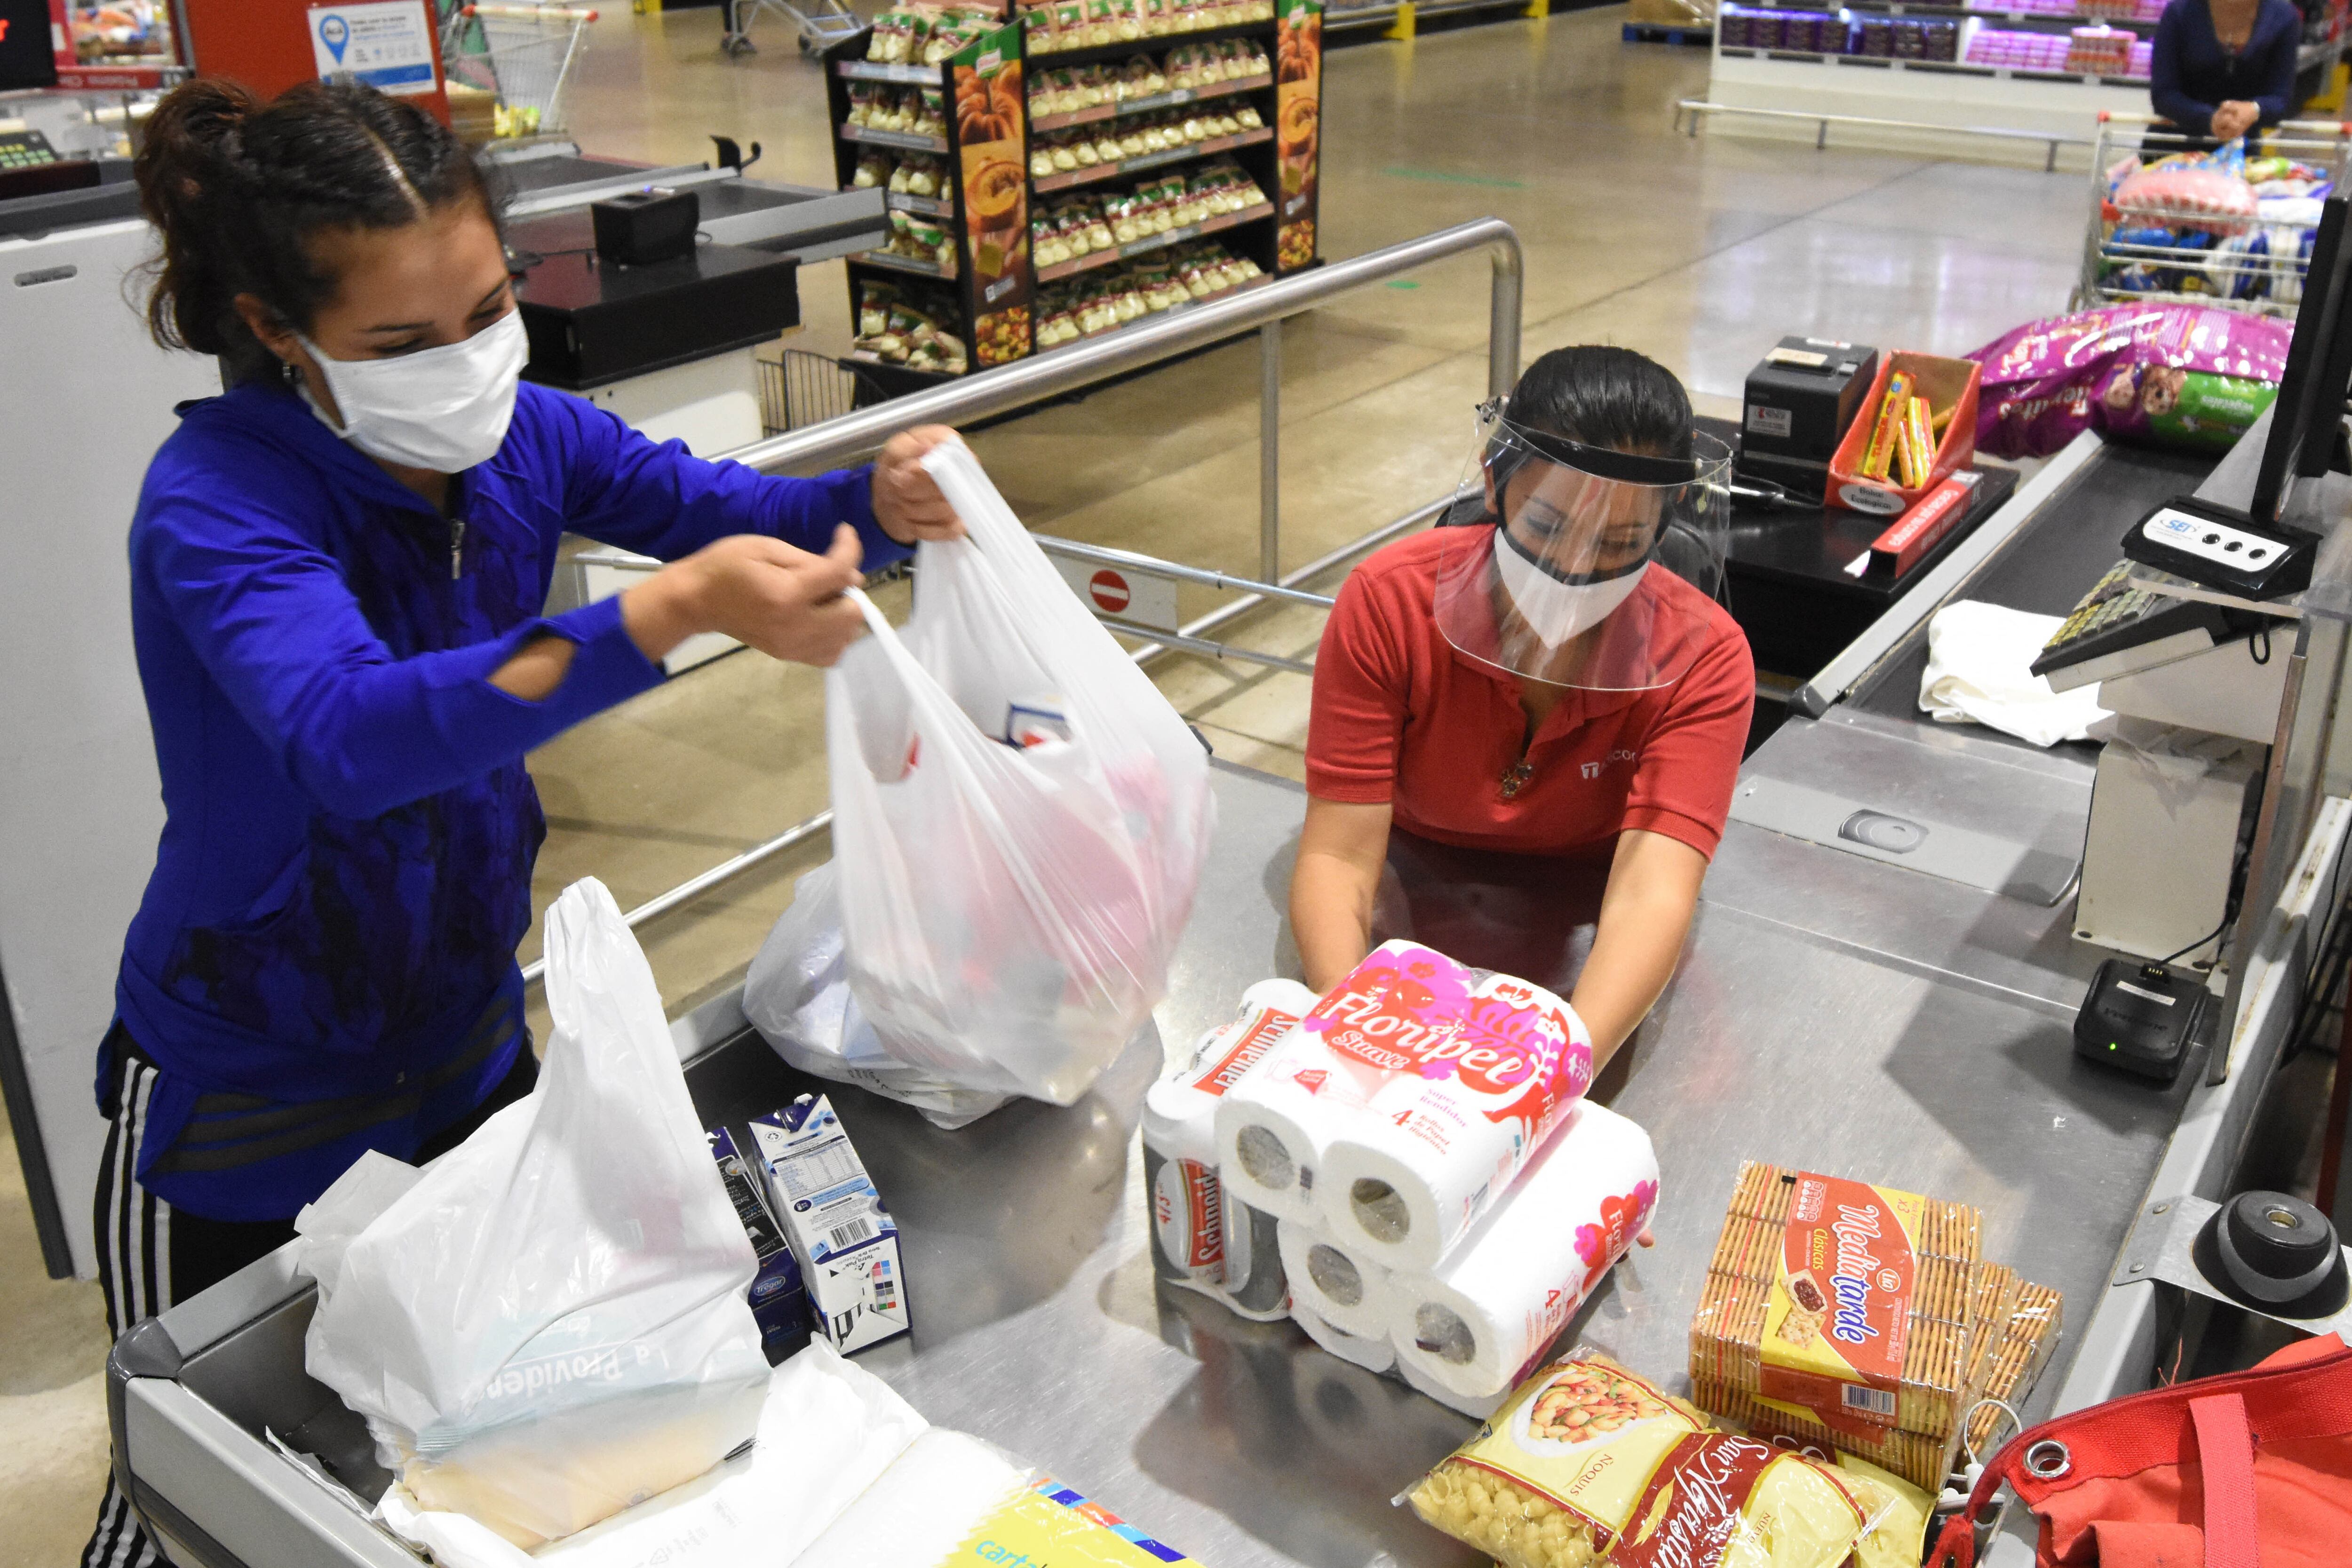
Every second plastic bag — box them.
[295,878,771,1550]
[825,442,1214,1105]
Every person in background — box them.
[82,77,962,1568]
[1288,346,1753,1073]
[2150,0,2302,143]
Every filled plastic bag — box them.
[743,862,1010,1130]
[823,441,1214,1105]
[1967,303,2289,458]
[294,877,771,1550]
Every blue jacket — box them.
[2151,0,2302,136]
[111,379,906,1220]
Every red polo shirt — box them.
[1305,528,1755,859]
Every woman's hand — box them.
[623,526,870,669]
[2213,100,2260,141]
[873,425,967,544]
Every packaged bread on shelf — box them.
[1690,1162,1983,1466]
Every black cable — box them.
[2251,625,2272,665]
[2159,918,2232,966]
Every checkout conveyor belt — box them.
[109,433,2350,1568]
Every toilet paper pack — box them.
[750,1097,908,1356]
[1312,947,1595,1274]
[1387,1102,1658,1403]
[1277,1219,1397,1343]
[1293,1307,1397,1375]
[1143,980,1317,1319]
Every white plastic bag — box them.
[294,877,771,1550]
[824,442,1213,1105]
[377,1343,928,1568]
[742,862,1010,1130]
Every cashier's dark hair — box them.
[135,78,498,383]
[1509,345,1695,461]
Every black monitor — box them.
[2252,194,2352,528]
[0,0,57,92]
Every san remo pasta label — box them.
[1759,1174,1920,1429]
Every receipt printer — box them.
[591,187,700,267]
[2075,957,2204,1083]
[1739,335,1880,500]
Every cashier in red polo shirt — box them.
[1291,347,1753,1067]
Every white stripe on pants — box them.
[82,1059,168,1568]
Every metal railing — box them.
[1675,99,2095,171]
[517,217,1524,981]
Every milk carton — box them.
[749,1096,909,1354]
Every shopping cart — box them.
[441,3,599,141]
[757,349,894,434]
[2076,111,2352,318]
[720,0,865,57]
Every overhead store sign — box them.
[309,0,437,95]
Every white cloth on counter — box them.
[379,1343,927,1568]
[1278,1219,1397,1343]
[789,1430,1030,1568]
[1386,1102,1658,1404]
[1918,599,2108,747]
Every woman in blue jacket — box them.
[2150,0,2302,143]
[83,78,961,1568]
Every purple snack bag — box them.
[1965,302,2291,457]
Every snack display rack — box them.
[826,0,1323,395]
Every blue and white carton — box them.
[749,1095,909,1355]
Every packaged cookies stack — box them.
[1690,1162,1982,1490]
[1404,1349,1932,1568]
[1691,1163,2063,1491]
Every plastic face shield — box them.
[1432,405,1732,692]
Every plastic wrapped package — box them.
[295,879,772,1550]
[826,443,1213,1106]
[1404,1351,1930,1568]
[1968,302,2290,457]
[744,862,1011,1130]
[1965,1276,2064,1453]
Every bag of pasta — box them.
[1402,1351,1930,1568]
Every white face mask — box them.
[297,309,528,472]
[1493,526,1648,650]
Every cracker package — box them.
[1693,1165,1981,1453]
[1964,1275,2063,1454]
[1404,1351,1927,1568]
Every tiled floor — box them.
[0,6,2090,1560]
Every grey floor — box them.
[0,6,2090,1561]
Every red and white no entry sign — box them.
[1089,569,1131,614]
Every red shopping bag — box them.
[1929,1334,2352,1567]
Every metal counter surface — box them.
[126,746,2191,1568]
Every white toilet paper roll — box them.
[1277,1220,1395,1342]
[1317,968,1595,1274]
[789,1429,1029,1568]
[1396,1357,1505,1422]
[1293,1307,1396,1374]
[1386,1102,1658,1403]
[1144,980,1316,1318]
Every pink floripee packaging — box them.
[1211,941,1594,1269]
[1968,302,2289,457]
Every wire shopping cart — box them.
[442,4,599,141]
[757,350,895,434]
[721,0,865,58]
[2077,111,2352,318]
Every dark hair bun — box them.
[1510,346,1694,462]
[134,78,495,381]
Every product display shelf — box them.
[1034,200,1276,280]
[1714,48,2148,86]
[1740,0,2162,26]
[827,1,1322,384]
[1029,70,1273,131]
[1033,127,1275,191]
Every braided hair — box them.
[135,79,497,383]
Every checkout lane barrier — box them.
[516,218,1525,982]
[1674,98,2094,171]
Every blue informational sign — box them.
[308,2,438,95]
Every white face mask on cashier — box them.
[1492,524,1649,650]
[297,308,528,473]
